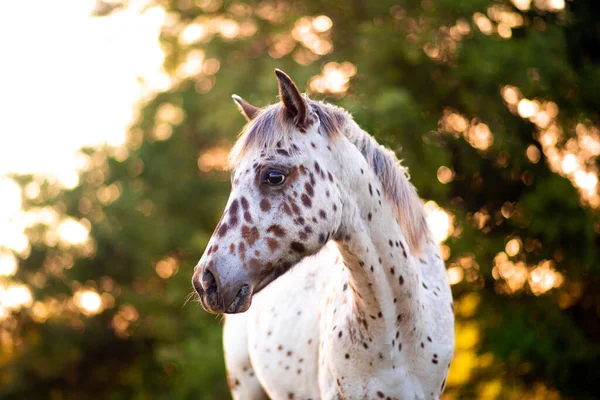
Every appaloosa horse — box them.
[192,70,454,400]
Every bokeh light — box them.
[424,200,455,243]
[74,289,104,316]
[309,62,357,95]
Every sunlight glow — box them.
[424,201,455,243]
[447,266,464,285]
[0,252,18,277]
[197,146,230,172]
[155,256,179,279]
[0,1,166,181]
[309,62,357,95]
[0,283,33,311]
[438,110,494,151]
[528,260,564,295]
[502,86,600,208]
[57,218,90,245]
[492,252,564,295]
[505,238,522,257]
[437,166,454,184]
[74,289,104,316]
[288,15,334,63]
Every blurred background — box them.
[0,0,598,399]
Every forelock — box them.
[227,100,346,169]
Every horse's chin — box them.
[224,284,253,314]
[198,285,253,315]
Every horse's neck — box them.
[331,134,426,327]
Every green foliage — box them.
[2,1,599,399]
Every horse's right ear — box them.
[274,69,309,129]
[232,94,260,121]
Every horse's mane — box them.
[228,100,431,254]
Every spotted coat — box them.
[193,70,454,400]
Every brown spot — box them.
[249,258,260,269]
[345,353,350,359]
[368,184,373,196]
[241,225,259,246]
[266,237,279,251]
[260,198,271,212]
[287,393,294,399]
[305,182,315,197]
[377,392,384,398]
[327,171,333,182]
[299,231,308,240]
[267,224,286,237]
[290,200,301,215]
[217,223,228,237]
[368,212,372,221]
[314,162,321,173]
[238,242,246,260]
[229,199,239,216]
[241,196,249,211]
[399,275,404,285]
[319,209,327,219]
[276,149,289,156]
[244,211,253,223]
[291,242,306,253]
[301,194,312,207]
[318,233,325,243]
[229,243,235,254]
[282,202,292,215]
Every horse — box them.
[192,69,454,400]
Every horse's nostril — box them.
[201,269,218,293]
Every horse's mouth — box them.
[193,261,295,315]
[193,277,253,315]
[224,284,252,314]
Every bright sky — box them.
[0,0,167,262]
[0,0,166,183]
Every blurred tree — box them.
[1,0,599,399]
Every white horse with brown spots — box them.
[192,70,454,400]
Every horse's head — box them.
[193,70,346,314]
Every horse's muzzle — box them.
[192,266,253,314]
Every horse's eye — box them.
[265,171,286,185]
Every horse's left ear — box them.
[274,69,309,128]
[232,94,260,121]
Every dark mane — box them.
[228,100,346,168]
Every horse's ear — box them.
[232,95,260,121]
[274,69,308,128]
